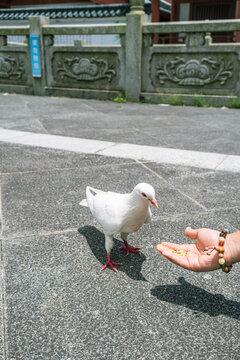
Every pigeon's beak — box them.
[150,199,158,208]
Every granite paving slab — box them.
[3,213,239,360]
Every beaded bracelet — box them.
[203,229,232,273]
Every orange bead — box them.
[219,247,224,253]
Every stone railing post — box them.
[125,0,145,101]
[29,16,49,96]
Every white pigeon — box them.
[79,183,158,272]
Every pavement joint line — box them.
[94,142,119,154]
[82,103,102,113]
[2,228,79,241]
[38,228,79,237]
[135,159,167,182]
[214,154,229,170]
[0,169,41,176]
[0,127,240,172]
[0,161,140,177]
[22,98,49,134]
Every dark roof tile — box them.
[0,3,165,21]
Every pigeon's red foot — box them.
[120,240,141,255]
[101,253,122,272]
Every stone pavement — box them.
[0,94,239,360]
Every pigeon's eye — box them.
[142,192,147,198]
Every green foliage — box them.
[194,96,210,108]
[229,98,240,109]
[169,95,184,106]
[113,97,126,103]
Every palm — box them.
[157,227,220,272]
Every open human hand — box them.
[156,227,232,272]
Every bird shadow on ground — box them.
[78,225,147,281]
[151,277,240,320]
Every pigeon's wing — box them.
[91,192,129,235]
[144,206,152,224]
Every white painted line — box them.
[0,128,239,172]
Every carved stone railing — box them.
[142,20,240,105]
[1,7,240,106]
[0,25,32,94]
[42,22,126,99]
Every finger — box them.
[156,242,189,252]
[159,247,191,270]
[185,227,200,239]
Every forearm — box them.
[225,231,240,265]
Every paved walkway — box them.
[0,94,239,360]
[1,127,240,172]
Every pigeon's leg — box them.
[120,232,141,255]
[101,235,122,272]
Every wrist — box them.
[224,231,240,265]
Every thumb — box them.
[185,227,200,239]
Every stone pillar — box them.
[236,1,240,43]
[125,0,145,102]
[29,16,49,96]
[0,36,7,47]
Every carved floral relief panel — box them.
[150,53,239,90]
[51,52,120,89]
[0,52,28,84]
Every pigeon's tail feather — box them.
[79,198,88,207]
[87,186,105,195]
[80,186,105,208]
[86,186,101,212]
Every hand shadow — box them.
[151,277,240,320]
[78,225,147,281]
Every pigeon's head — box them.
[133,183,158,208]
